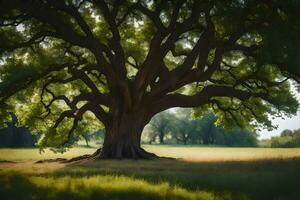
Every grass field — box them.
[1,146,300,200]
[2,145,300,161]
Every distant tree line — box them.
[0,111,258,148]
[269,129,300,148]
[143,110,257,147]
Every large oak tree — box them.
[0,0,300,159]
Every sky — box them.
[259,113,300,139]
[259,89,300,140]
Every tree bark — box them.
[95,112,159,159]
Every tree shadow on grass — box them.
[55,158,300,200]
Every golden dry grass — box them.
[1,145,300,162]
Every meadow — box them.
[1,146,300,200]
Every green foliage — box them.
[145,111,175,144]
[222,128,257,147]
[144,109,257,147]
[270,129,300,148]
[0,0,299,152]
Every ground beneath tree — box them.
[34,148,175,165]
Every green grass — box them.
[1,146,300,200]
[0,147,96,161]
[1,173,215,200]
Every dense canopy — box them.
[0,0,300,158]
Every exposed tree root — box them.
[0,160,17,164]
[35,147,174,164]
[35,158,68,164]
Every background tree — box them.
[270,129,300,148]
[168,109,199,144]
[197,113,218,145]
[222,128,257,147]
[78,129,105,147]
[81,132,93,147]
[280,129,294,137]
[0,0,299,159]
[144,109,257,147]
[147,111,173,144]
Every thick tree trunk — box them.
[96,112,158,159]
